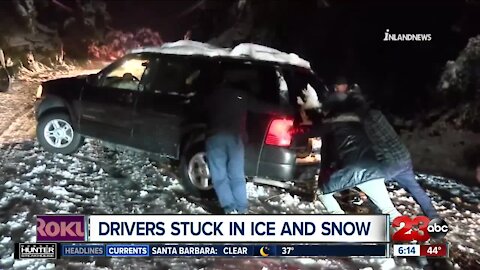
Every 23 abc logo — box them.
[392,216,449,242]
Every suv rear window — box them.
[218,62,282,105]
[248,66,281,104]
[281,67,329,105]
[146,56,203,97]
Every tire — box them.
[179,142,216,198]
[36,112,84,154]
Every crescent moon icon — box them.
[260,246,269,257]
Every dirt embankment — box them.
[401,121,480,187]
[400,35,480,187]
[0,65,101,145]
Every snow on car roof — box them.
[129,40,311,69]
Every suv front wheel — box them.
[37,112,84,154]
[180,143,216,198]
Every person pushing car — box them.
[204,68,287,214]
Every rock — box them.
[451,197,462,204]
[4,35,31,48]
[22,51,38,71]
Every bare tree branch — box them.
[51,0,74,13]
[0,49,6,69]
[177,0,206,18]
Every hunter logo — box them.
[37,215,85,242]
[383,29,432,41]
[15,243,57,259]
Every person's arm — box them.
[322,92,347,114]
[291,119,330,154]
[296,119,330,139]
[320,132,336,172]
[346,90,369,117]
[192,88,216,114]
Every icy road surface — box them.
[0,68,479,270]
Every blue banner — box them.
[150,244,387,257]
[151,244,264,256]
[277,244,387,257]
[61,244,105,256]
[105,244,150,257]
[59,243,387,257]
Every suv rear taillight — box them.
[265,118,294,147]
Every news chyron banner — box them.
[86,215,388,243]
[18,214,390,258]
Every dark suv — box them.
[35,42,324,197]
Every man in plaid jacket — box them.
[327,80,438,219]
[363,108,439,219]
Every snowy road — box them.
[0,69,479,270]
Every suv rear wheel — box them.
[180,143,216,198]
[37,112,84,154]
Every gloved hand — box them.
[297,84,322,110]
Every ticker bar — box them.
[52,243,388,258]
[277,244,387,257]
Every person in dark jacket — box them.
[323,76,367,117]
[328,80,438,219]
[299,79,401,221]
[205,69,285,214]
[363,109,439,219]
[311,114,401,221]
[320,76,368,203]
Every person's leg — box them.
[318,167,350,214]
[318,193,345,214]
[357,178,401,222]
[226,135,248,214]
[393,162,439,219]
[206,134,235,213]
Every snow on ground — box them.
[0,139,478,270]
[0,69,479,270]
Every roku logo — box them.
[37,219,84,237]
[36,215,85,242]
